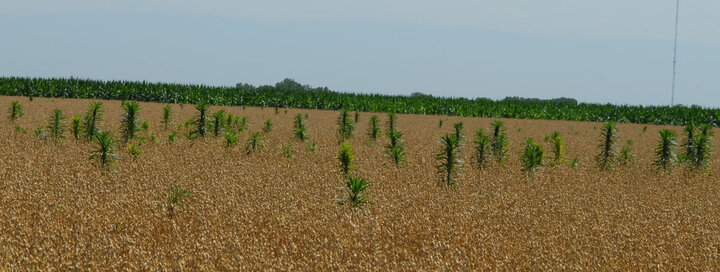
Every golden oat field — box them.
[1,96,720,270]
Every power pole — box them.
[671,0,680,106]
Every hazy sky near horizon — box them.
[2,1,719,107]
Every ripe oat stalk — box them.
[436,134,463,186]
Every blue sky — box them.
[1,1,719,107]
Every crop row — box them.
[1,77,719,126]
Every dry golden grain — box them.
[0,96,719,270]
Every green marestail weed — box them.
[194,102,209,137]
[595,122,618,171]
[121,101,141,142]
[367,115,381,141]
[263,119,273,134]
[490,121,508,164]
[89,130,118,169]
[161,105,172,131]
[83,102,104,141]
[474,128,490,169]
[521,138,544,175]
[47,108,66,142]
[544,131,564,163]
[436,134,463,186]
[211,109,226,137]
[337,109,355,142]
[653,129,678,172]
[338,142,355,176]
[8,101,23,122]
[245,132,264,155]
[335,175,370,210]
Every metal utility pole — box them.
[671,0,680,106]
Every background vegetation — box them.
[2,77,718,126]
